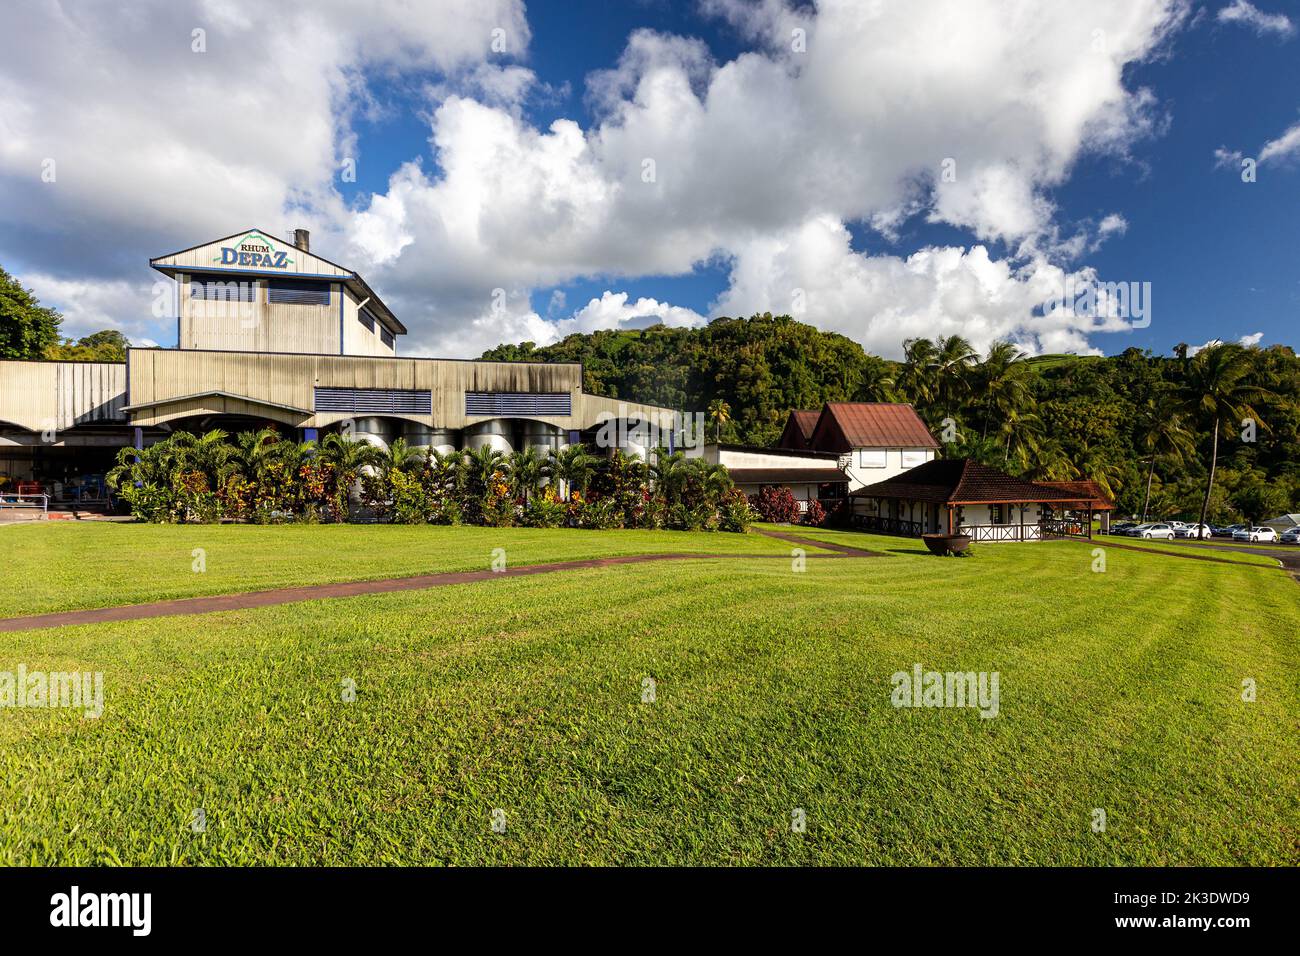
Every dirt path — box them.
[0,535,878,633]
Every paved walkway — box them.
[1081,537,1296,579]
[0,530,881,633]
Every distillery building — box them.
[0,228,676,501]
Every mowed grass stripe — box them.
[0,523,818,618]
[0,538,1294,865]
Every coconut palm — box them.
[707,399,732,443]
[996,405,1043,473]
[1176,343,1273,538]
[976,341,1033,440]
[932,335,978,414]
[898,337,938,407]
[1134,392,1195,523]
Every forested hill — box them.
[481,314,1300,521]
[481,314,896,446]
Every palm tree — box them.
[996,405,1043,473]
[547,444,597,499]
[898,337,938,407]
[649,448,691,503]
[933,335,978,414]
[707,399,732,443]
[169,428,236,487]
[1027,435,1079,482]
[1176,343,1272,537]
[106,436,180,491]
[976,341,1033,440]
[464,444,510,491]
[376,436,421,474]
[234,427,282,484]
[510,446,545,503]
[1133,393,1195,523]
[318,432,381,520]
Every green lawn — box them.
[1,525,1296,865]
[1096,534,1285,567]
[0,522,816,618]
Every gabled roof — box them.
[150,228,407,336]
[851,458,1081,505]
[807,402,938,452]
[1037,480,1116,511]
[776,410,821,449]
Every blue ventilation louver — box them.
[465,392,572,416]
[314,387,432,414]
[268,279,331,306]
[190,275,257,302]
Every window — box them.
[858,449,887,468]
[380,328,394,348]
[901,450,930,468]
[268,279,331,306]
[358,308,376,333]
[818,481,848,501]
[190,275,256,302]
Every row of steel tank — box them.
[347,417,649,458]
[346,418,566,456]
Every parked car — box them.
[1128,523,1175,539]
[1174,523,1214,539]
[1109,522,1138,535]
[1280,527,1300,544]
[1233,526,1277,543]
[1217,524,1247,538]
[1167,520,1188,531]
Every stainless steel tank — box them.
[520,421,564,455]
[402,425,459,455]
[462,419,514,453]
[350,417,398,453]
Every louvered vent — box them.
[314,387,432,414]
[465,392,571,417]
[268,279,331,306]
[191,275,257,302]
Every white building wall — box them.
[840,447,935,491]
[341,288,397,357]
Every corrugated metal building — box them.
[0,228,675,493]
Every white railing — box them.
[961,523,1042,542]
[0,492,49,517]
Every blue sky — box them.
[1,0,1297,358]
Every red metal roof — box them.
[851,458,1081,505]
[776,410,821,449]
[790,410,819,440]
[809,403,939,452]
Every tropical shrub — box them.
[803,500,827,527]
[522,488,567,528]
[719,488,754,533]
[751,484,800,523]
[108,433,750,532]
